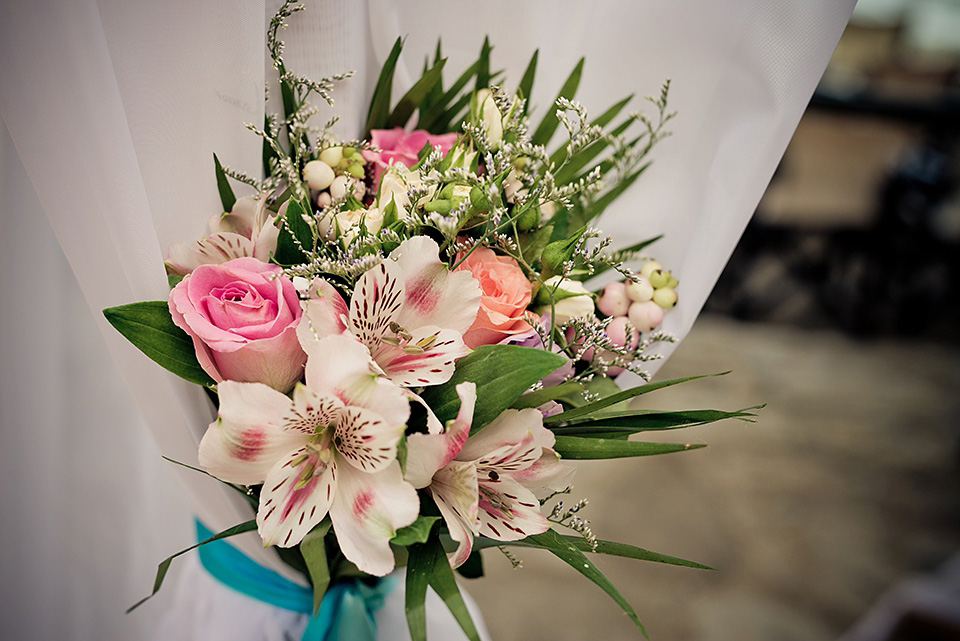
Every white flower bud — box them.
[539,276,595,325]
[303,160,335,191]
[625,276,654,302]
[316,191,332,209]
[596,282,630,316]
[474,89,503,147]
[628,301,664,333]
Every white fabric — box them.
[0,0,854,639]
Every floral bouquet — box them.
[104,3,759,639]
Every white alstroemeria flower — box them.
[406,397,575,567]
[166,194,280,276]
[198,333,418,576]
[298,236,482,388]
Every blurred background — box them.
[467,1,960,639]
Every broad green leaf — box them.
[553,436,705,459]
[418,345,567,432]
[365,37,404,135]
[522,528,646,636]
[392,516,440,547]
[387,59,447,129]
[274,197,313,266]
[516,49,539,114]
[103,301,215,387]
[301,520,332,615]
[127,519,257,613]
[213,153,236,212]
[531,58,584,147]
[544,373,728,424]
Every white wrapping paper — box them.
[0,0,854,639]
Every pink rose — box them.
[362,128,459,190]
[169,257,306,392]
[455,248,533,348]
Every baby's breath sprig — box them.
[547,495,597,552]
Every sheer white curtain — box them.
[0,1,855,639]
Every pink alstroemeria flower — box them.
[362,128,459,190]
[197,334,418,576]
[298,236,481,388]
[166,194,280,276]
[405,396,575,568]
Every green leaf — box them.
[522,529,646,636]
[274,197,313,265]
[540,224,587,279]
[544,373,728,424]
[418,60,479,131]
[552,101,635,182]
[517,223,554,268]
[167,272,184,288]
[127,519,257,613]
[516,49,539,114]
[511,380,583,410]
[552,406,764,436]
[474,37,492,92]
[301,520,332,615]
[392,516,440,547]
[365,37,404,135]
[406,536,481,641]
[418,345,567,432]
[531,57,584,147]
[387,58,447,129]
[213,153,236,212]
[430,92,473,134]
[103,301,215,387]
[553,436,706,459]
[479,534,713,570]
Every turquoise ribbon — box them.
[195,521,395,641]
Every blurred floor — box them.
[466,314,960,640]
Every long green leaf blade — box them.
[552,407,763,434]
[405,540,433,641]
[511,381,583,409]
[127,520,257,613]
[418,345,566,432]
[274,197,313,266]
[474,37,492,92]
[531,58,584,147]
[213,153,236,212]
[387,59,447,129]
[365,37,404,135]
[301,521,332,615]
[426,542,481,641]
[523,529,646,636]
[516,49,539,114]
[544,373,728,424]
[103,301,214,387]
[553,436,705,459]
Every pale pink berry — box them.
[628,300,664,333]
[606,315,639,349]
[596,282,630,316]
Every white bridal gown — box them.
[0,1,855,639]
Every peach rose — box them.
[455,248,533,348]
